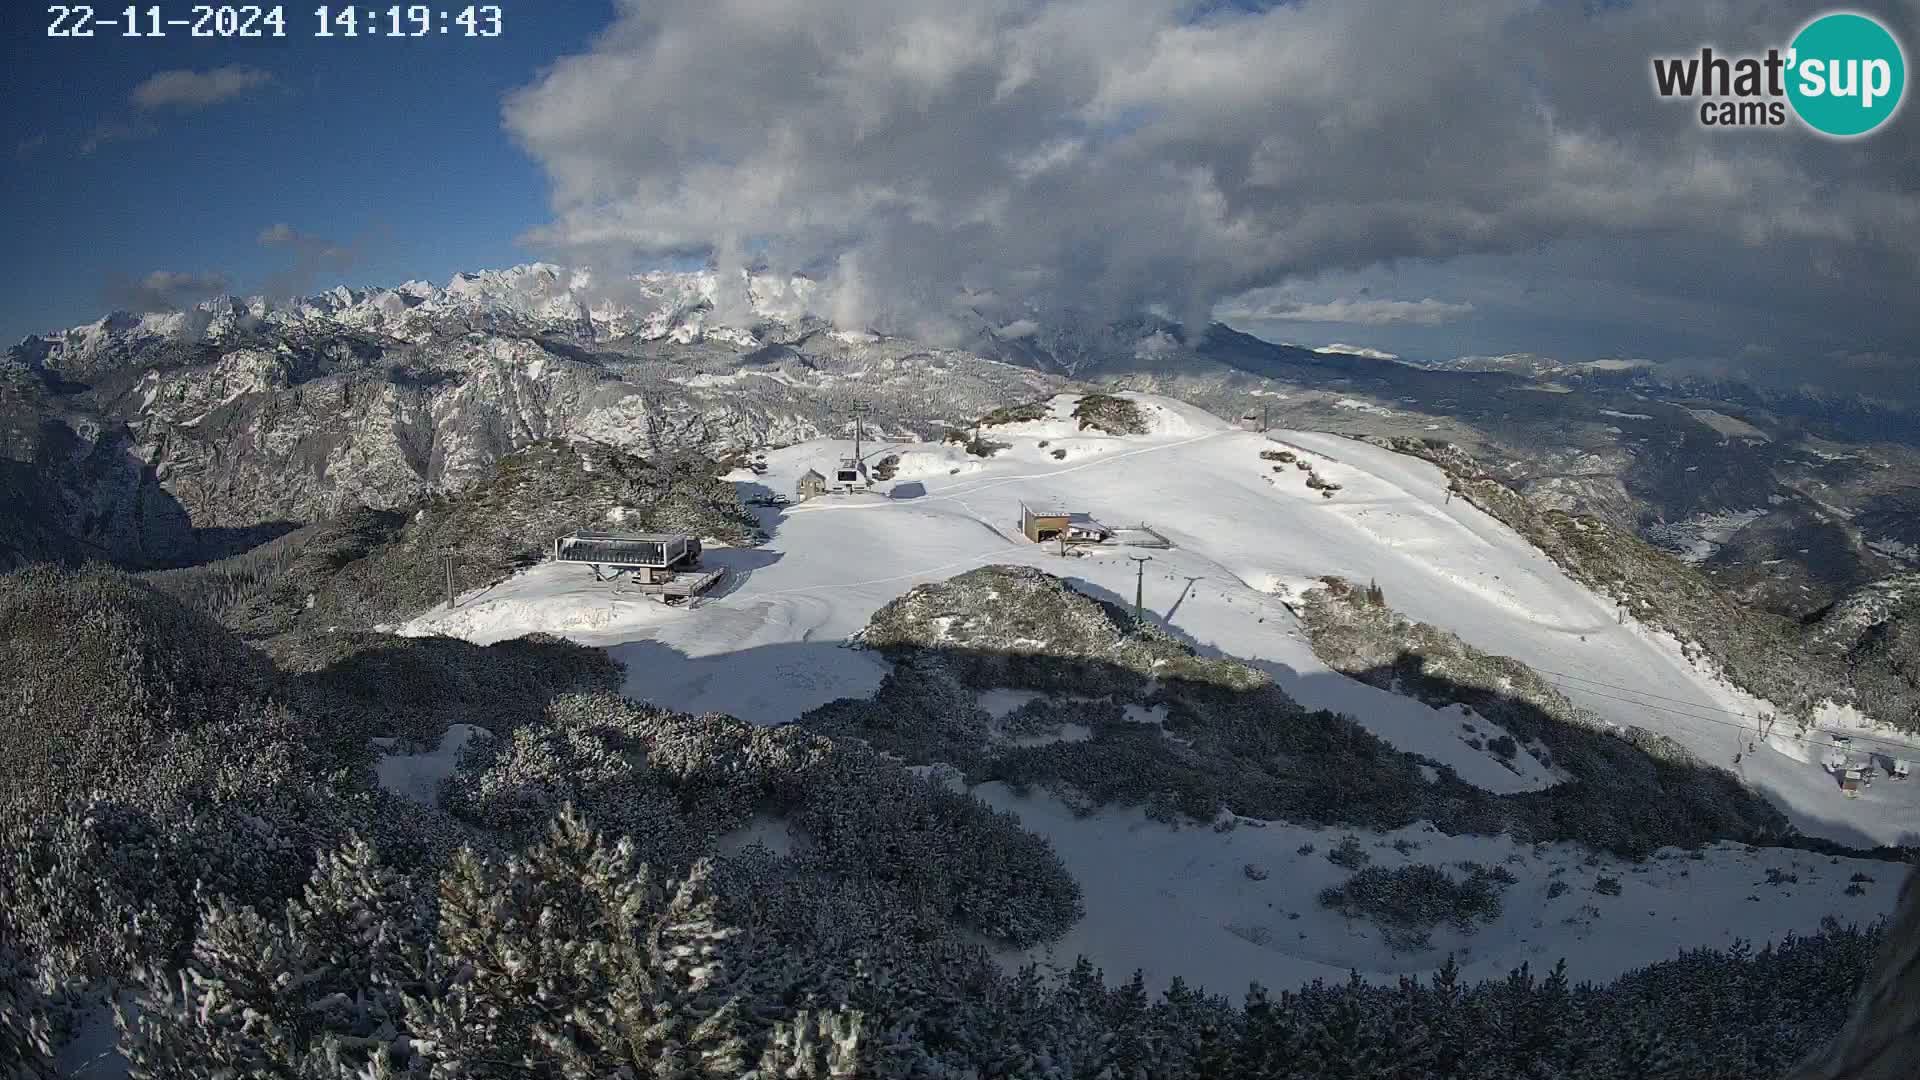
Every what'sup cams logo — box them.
[1651,10,1906,136]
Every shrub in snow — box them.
[979,401,1051,427]
[445,690,1082,948]
[1320,863,1510,939]
[1595,876,1624,896]
[1327,835,1371,870]
[286,630,622,748]
[1070,393,1149,435]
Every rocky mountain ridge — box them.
[5,264,1914,624]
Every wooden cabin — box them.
[1840,756,1874,797]
[797,468,827,501]
[1020,502,1110,545]
[1021,503,1071,543]
[1842,763,1871,797]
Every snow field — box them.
[391,390,1918,996]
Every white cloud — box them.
[1222,295,1475,326]
[498,0,1917,364]
[131,66,273,110]
[103,270,230,312]
[256,223,361,298]
[78,120,156,155]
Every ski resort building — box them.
[832,456,869,492]
[1822,735,1854,772]
[552,531,723,600]
[796,469,827,502]
[1020,502,1112,545]
[1842,764,1870,797]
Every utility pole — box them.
[442,548,456,609]
[1262,401,1270,432]
[1129,555,1153,626]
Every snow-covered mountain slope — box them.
[398,390,1912,996]
[404,393,1920,847]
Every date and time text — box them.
[45,5,503,38]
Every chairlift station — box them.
[552,531,725,602]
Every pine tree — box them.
[119,839,431,1079]
[1100,970,1154,1079]
[0,927,57,1080]
[1233,984,1305,1079]
[756,1007,915,1078]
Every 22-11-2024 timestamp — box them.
[46,5,502,37]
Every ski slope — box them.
[399,391,1916,995]
[405,392,1920,846]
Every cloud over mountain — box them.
[502,0,1918,366]
[1219,294,1476,326]
[102,270,230,312]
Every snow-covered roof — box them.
[566,531,686,543]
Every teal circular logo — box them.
[1787,12,1906,137]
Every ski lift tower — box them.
[833,402,871,491]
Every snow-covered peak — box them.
[1315,343,1400,361]
[9,264,823,370]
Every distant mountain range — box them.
[4,263,1915,621]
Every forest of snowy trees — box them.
[0,550,1909,1076]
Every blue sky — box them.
[0,1,613,341]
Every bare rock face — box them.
[1,275,1058,570]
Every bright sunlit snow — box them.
[395,391,1918,995]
